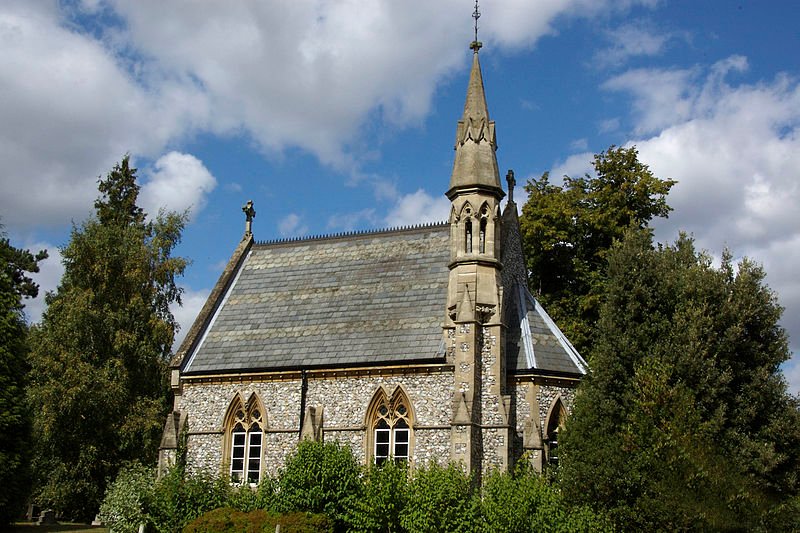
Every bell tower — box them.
[446,22,510,474]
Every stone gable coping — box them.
[171,234,254,368]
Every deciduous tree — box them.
[519,146,675,353]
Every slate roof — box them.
[506,282,587,375]
[182,224,451,374]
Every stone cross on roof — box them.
[242,200,256,237]
[506,170,515,203]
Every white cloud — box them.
[385,189,450,227]
[23,242,64,324]
[595,22,673,68]
[599,57,800,386]
[550,151,595,182]
[278,213,309,238]
[140,152,217,221]
[570,138,589,151]
[327,209,379,233]
[783,359,800,397]
[0,2,209,230]
[599,117,620,133]
[171,286,211,351]
[0,0,660,233]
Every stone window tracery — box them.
[223,393,266,484]
[367,387,414,465]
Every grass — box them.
[10,524,109,532]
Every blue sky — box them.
[2,1,799,391]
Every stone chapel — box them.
[159,40,587,483]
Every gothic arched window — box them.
[223,393,266,484]
[366,387,414,465]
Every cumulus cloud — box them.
[0,2,208,230]
[278,213,309,238]
[23,242,64,324]
[599,56,800,384]
[0,0,660,233]
[385,189,450,227]
[171,286,211,350]
[327,209,379,233]
[595,22,674,68]
[140,152,217,221]
[550,151,595,182]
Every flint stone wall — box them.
[180,380,301,476]
[180,369,454,475]
[307,371,454,466]
[513,381,576,444]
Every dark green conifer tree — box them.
[559,230,800,531]
[27,157,187,520]
[0,228,46,525]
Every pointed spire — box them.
[447,43,503,199]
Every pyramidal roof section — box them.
[447,47,504,198]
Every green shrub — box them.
[346,460,408,532]
[146,467,232,533]
[183,507,331,533]
[98,462,155,533]
[273,440,362,529]
[481,464,613,533]
[401,463,479,533]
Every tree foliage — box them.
[519,145,675,353]
[0,229,46,525]
[481,462,613,532]
[273,440,363,529]
[401,463,480,533]
[27,157,187,520]
[559,230,800,531]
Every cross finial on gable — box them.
[242,200,256,237]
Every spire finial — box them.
[470,0,482,52]
[506,170,516,203]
